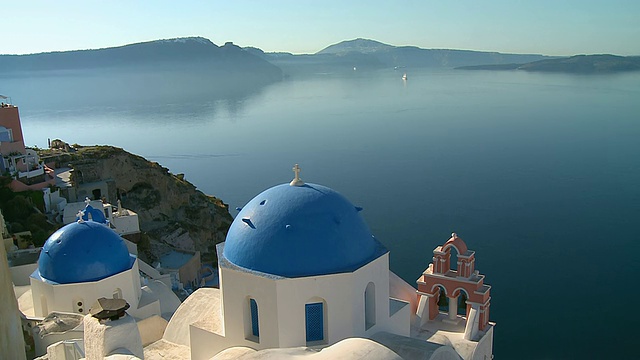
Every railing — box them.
[18,166,44,179]
[63,340,84,360]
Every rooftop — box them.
[159,250,196,270]
[411,313,494,359]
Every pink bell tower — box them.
[416,233,492,340]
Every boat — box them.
[402,73,407,80]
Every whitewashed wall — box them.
[30,260,149,318]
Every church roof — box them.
[37,220,133,284]
[223,182,386,278]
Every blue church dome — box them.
[37,220,132,284]
[223,182,386,277]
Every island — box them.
[456,54,640,73]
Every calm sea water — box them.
[4,67,640,358]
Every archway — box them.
[364,282,376,330]
[443,245,461,273]
[436,285,448,313]
[453,288,470,316]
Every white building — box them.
[184,176,408,359]
[30,219,157,319]
[17,166,495,360]
[61,199,140,237]
[145,166,494,360]
[13,209,180,357]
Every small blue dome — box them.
[223,183,385,277]
[38,220,132,284]
[78,204,107,224]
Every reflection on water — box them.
[5,67,275,125]
[4,67,640,359]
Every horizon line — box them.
[2,36,636,58]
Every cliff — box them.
[42,145,233,264]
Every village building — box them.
[5,165,494,359]
[6,204,180,357]
[0,101,55,191]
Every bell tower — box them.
[416,233,492,340]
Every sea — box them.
[3,66,640,359]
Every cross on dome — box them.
[290,164,305,186]
[77,210,85,223]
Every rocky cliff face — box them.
[47,146,233,263]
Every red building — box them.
[0,102,55,191]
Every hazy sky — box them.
[2,1,639,56]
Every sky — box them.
[2,0,639,56]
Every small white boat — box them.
[402,73,407,80]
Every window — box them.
[250,298,259,337]
[113,288,123,299]
[92,189,102,200]
[305,302,324,342]
[365,282,376,330]
[73,298,84,314]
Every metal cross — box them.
[290,164,305,186]
[293,164,301,181]
[77,210,85,223]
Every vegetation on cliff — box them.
[0,176,58,247]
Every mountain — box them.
[317,38,395,55]
[7,37,625,77]
[0,37,282,82]
[250,38,551,73]
[456,54,640,73]
[322,39,551,68]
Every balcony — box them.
[18,166,44,179]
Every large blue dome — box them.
[37,220,132,284]
[223,183,386,277]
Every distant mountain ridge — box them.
[317,38,395,54]
[0,37,282,82]
[322,38,551,66]
[2,37,630,77]
[249,38,553,73]
[456,54,640,73]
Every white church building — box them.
[144,166,494,360]
[186,171,409,358]
[31,219,156,320]
[9,203,180,357]
[6,165,494,360]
